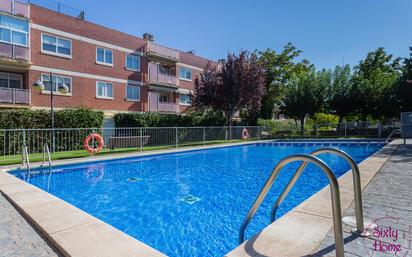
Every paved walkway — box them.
[313,142,412,257]
[0,194,61,257]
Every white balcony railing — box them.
[158,102,179,113]
[0,87,30,105]
[148,91,179,113]
[144,42,179,61]
[148,63,178,86]
[0,0,29,18]
[0,42,30,61]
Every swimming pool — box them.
[11,141,384,257]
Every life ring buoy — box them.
[242,128,250,140]
[83,133,104,153]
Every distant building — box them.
[0,0,213,124]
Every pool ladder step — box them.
[43,143,52,168]
[239,148,365,257]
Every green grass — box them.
[0,139,245,166]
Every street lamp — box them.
[33,71,69,152]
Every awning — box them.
[149,85,178,93]
[177,88,194,94]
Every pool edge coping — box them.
[0,139,395,257]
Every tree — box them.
[328,65,356,121]
[258,43,310,119]
[193,51,266,127]
[352,48,402,120]
[396,47,412,112]
[280,67,328,134]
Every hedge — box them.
[0,108,104,129]
[114,110,226,127]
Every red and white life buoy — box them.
[242,128,250,140]
[83,133,104,154]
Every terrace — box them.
[144,42,180,62]
[0,0,29,18]
[0,87,30,105]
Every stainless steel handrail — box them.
[385,128,401,143]
[238,154,344,257]
[22,145,30,170]
[271,148,364,234]
[43,143,52,167]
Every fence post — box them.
[225,127,228,142]
[139,128,143,152]
[315,124,319,138]
[22,129,26,148]
[175,127,178,148]
[203,127,206,146]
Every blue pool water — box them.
[11,142,383,257]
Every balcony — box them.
[149,101,179,113]
[0,87,30,105]
[158,102,179,113]
[0,0,29,18]
[144,42,180,62]
[148,63,178,87]
[148,91,179,113]
[0,42,30,70]
[0,43,29,60]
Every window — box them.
[0,14,28,47]
[159,92,170,103]
[179,67,192,81]
[96,81,113,99]
[42,34,71,57]
[0,72,22,89]
[96,47,113,65]
[126,54,140,71]
[126,85,140,101]
[179,94,191,105]
[41,74,72,93]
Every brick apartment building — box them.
[0,0,212,125]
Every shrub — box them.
[257,119,299,133]
[113,109,226,127]
[0,108,104,129]
[308,113,339,124]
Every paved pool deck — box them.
[0,193,61,257]
[313,140,412,257]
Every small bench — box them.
[108,136,150,149]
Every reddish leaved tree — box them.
[193,51,266,126]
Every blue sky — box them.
[56,0,411,69]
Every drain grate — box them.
[127,177,143,183]
[180,195,201,204]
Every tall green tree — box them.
[281,67,328,133]
[352,48,401,120]
[328,65,356,121]
[258,43,310,119]
[396,47,412,112]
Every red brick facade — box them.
[0,4,213,117]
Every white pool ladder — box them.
[385,128,401,143]
[239,148,365,257]
[43,143,52,167]
[22,144,30,170]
